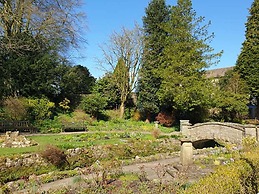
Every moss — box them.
[119,173,139,182]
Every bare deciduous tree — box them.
[0,0,85,53]
[99,24,143,118]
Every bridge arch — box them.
[192,139,222,149]
[180,121,249,144]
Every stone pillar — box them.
[180,120,191,136]
[180,139,193,166]
[154,121,159,129]
[244,124,257,138]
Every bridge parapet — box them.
[180,120,192,136]
[180,120,258,144]
[244,124,259,141]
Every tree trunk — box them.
[145,118,150,123]
[145,112,151,123]
[119,101,125,119]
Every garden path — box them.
[15,154,213,193]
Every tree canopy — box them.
[0,0,90,105]
[137,0,170,122]
[236,0,259,99]
[0,0,251,124]
[214,71,249,122]
[0,0,85,54]
[93,73,121,110]
[155,0,222,122]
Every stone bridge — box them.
[180,120,259,144]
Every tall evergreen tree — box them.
[137,0,170,122]
[157,0,222,122]
[235,0,259,102]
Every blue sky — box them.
[73,0,254,78]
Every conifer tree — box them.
[157,0,221,122]
[235,0,259,100]
[137,0,170,122]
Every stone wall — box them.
[180,120,258,144]
[0,153,46,171]
[0,148,86,171]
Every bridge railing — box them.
[180,120,259,144]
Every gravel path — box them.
[15,157,181,193]
[14,153,213,194]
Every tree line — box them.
[96,0,255,124]
[0,0,258,125]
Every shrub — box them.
[2,97,28,120]
[0,165,56,184]
[25,97,55,121]
[242,137,258,152]
[80,93,107,119]
[58,98,70,113]
[155,112,175,127]
[67,149,95,169]
[183,160,255,194]
[35,117,62,133]
[40,145,68,168]
[132,110,141,121]
[105,109,120,121]
[183,145,259,194]
[72,109,91,121]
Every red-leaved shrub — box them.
[155,112,175,127]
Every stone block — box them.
[180,140,193,166]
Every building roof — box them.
[205,66,234,79]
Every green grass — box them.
[119,173,139,182]
[88,119,177,133]
[0,135,64,156]
[0,113,179,156]
[0,146,40,156]
[0,132,156,156]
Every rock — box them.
[135,156,141,160]
[1,132,36,148]
[16,159,23,167]
[6,158,13,168]
[75,148,82,154]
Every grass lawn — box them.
[0,132,156,156]
[0,117,179,156]
[87,120,178,133]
